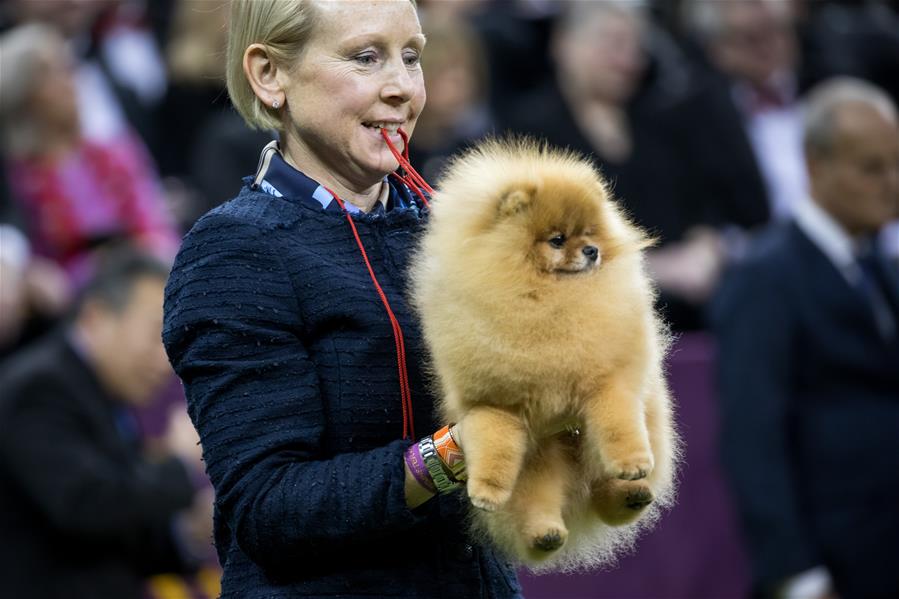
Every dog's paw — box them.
[624,485,654,511]
[592,479,654,526]
[467,478,513,512]
[530,527,567,553]
[604,453,654,481]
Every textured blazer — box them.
[163,183,522,598]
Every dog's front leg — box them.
[458,405,527,512]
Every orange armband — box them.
[433,424,466,480]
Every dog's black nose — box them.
[582,246,598,261]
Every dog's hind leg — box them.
[505,435,575,560]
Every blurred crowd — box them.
[0,1,897,598]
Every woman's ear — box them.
[243,43,284,110]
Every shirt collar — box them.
[793,194,864,284]
[251,140,392,214]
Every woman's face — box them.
[28,41,79,138]
[555,11,645,105]
[280,0,426,190]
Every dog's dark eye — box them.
[548,234,566,249]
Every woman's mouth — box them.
[363,121,402,136]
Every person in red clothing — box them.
[0,23,179,289]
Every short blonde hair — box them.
[0,23,66,156]
[226,0,320,131]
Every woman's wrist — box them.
[404,442,436,493]
[432,424,466,481]
[403,424,467,507]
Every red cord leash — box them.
[381,128,433,204]
[324,127,432,440]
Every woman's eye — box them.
[403,51,421,67]
[549,235,566,249]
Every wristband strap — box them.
[404,442,436,493]
[433,424,466,480]
[419,436,460,494]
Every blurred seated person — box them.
[0,249,210,599]
[408,11,492,182]
[0,222,71,357]
[173,1,273,228]
[0,23,179,289]
[0,129,71,356]
[500,0,723,330]
[713,78,899,599]
[677,0,807,226]
[6,0,167,150]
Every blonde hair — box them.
[226,0,320,131]
[0,23,67,156]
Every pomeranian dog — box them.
[409,138,679,571]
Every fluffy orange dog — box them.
[410,138,679,570]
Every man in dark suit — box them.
[676,0,807,230]
[713,77,899,599]
[0,251,205,598]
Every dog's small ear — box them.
[497,185,536,218]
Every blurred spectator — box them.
[455,0,559,121]
[409,11,493,182]
[713,78,899,598]
[0,223,71,358]
[6,0,167,151]
[166,0,271,227]
[0,60,71,355]
[0,249,211,599]
[500,0,721,331]
[157,0,232,180]
[0,23,179,289]
[677,0,806,226]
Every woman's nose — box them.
[381,58,416,103]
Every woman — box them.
[162,1,522,597]
[0,23,179,289]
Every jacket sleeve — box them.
[0,380,194,540]
[162,212,423,571]
[711,259,820,589]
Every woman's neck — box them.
[281,139,383,213]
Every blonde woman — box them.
[163,1,521,597]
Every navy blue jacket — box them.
[712,222,899,598]
[163,182,522,598]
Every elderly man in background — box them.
[0,249,209,599]
[714,77,899,599]
[678,0,807,227]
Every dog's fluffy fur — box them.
[410,138,679,571]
